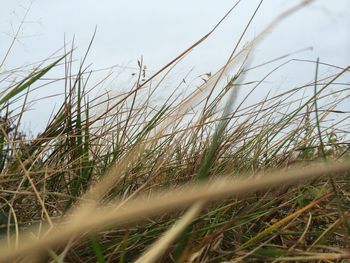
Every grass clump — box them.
[0,1,350,262]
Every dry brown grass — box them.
[1,0,349,262]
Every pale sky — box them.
[2,1,349,69]
[1,0,349,131]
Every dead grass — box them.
[0,0,349,262]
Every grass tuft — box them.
[0,1,349,262]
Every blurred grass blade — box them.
[90,235,106,263]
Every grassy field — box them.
[0,1,350,262]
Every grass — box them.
[0,1,350,262]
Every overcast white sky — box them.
[1,0,349,131]
[2,1,349,69]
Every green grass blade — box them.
[0,55,66,109]
[91,235,106,263]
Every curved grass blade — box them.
[0,55,66,110]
